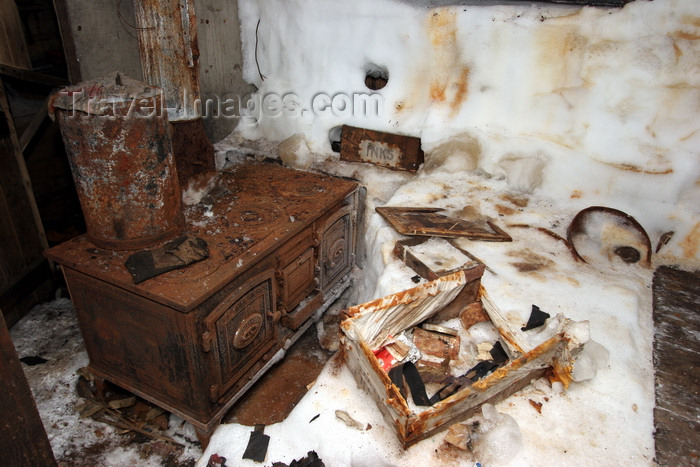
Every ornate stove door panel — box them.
[279,247,316,311]
[317,203,355,293]
[203,269,277,402]
[276,227,316,314]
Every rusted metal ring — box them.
[567,206,652,267]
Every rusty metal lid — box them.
[49,72,163,118]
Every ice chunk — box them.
[422,132,481,174]
[444,403,523,464]
[477,404,523,463]
[496,154,547,194]
[572,340,610,382]
[278,133,314,169]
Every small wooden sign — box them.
[340,125,424,172]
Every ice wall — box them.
[235,0,700,264]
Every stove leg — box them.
[195,427,212,450]
[94,375,107,400]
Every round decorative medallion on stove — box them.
[233,313,264,349]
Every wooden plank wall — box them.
[0,0,32,70]
[0,80,52,327]
[62,0,143,82]
[196,0,256,142]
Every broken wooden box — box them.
[394,237,480,281]
[340,267,588,448]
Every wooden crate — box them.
[340,269,587,448]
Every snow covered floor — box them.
[9,298,201,466]
[12,162,665,466]
[197,162,659,466]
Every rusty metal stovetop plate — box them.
[45,161,357,312]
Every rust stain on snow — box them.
[428,9,457,46]
[681,15,700,28]
[507,249,554,273]
[671,18,700,63]
[673,41,683,61]
[425,9,470,113]
[496,204,517,216]
[399,9,474,118]
[679,221,700,259]
[596,161,673,175]
[673,31,700,41]
[427,10,457,104]
[551,359,575,390]
[679,129,699,142]
[451,66,470,115]
[534,24,587,92]
[499,193,529,208]
[430,83,446,102]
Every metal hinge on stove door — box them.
[209,384,219,403]
[201,330,213,353]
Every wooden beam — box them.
[0,79,50,254]
[0,311,57,466]
[19,95,49,153]
[0,63,68,87]
[52,0,81,84]
[133,0,201,122]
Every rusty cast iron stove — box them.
[46,161,358,446]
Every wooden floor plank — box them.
[652,266,700,466]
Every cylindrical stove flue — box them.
[50,73,182,250]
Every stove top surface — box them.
[46,161,357,311]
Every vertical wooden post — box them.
[132,0,201,122]
[51,0,82,84]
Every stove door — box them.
[276,227,316,314]
[317,203,355,293]
[204,269,277,402]
[279,247,316,311]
